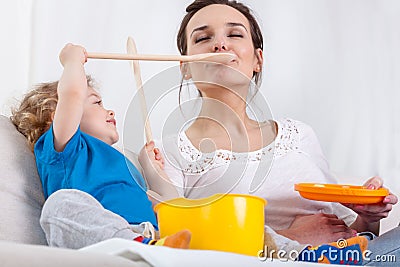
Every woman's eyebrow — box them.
[226,22,248,32]
[190,25,208,38]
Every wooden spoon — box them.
[87,51,236,63]
[126,37,153,143]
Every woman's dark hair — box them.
[177,0,264,86]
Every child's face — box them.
[80,87,119,145]
[185,4,262,91]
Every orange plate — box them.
[294,183,389,204]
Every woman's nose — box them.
[213,42,227,52]
[108,110,115,117]
[213,37,228,52]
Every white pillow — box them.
[0,115,47,244]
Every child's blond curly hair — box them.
[10,76,94,152]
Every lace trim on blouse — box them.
[177,118,300,174]
[274,118,300,157]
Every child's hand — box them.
[59,43,87,67]
[139,141,165,174]
[139,141,180,201]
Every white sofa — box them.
[0,114,339,267]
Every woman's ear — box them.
[180,62,192,80]
[253,48,263,73]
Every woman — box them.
[140,0,399,264]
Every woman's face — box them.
[184,4,262,92]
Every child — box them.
[10,43,190,249]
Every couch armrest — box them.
[0,241,145,267]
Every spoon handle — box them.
[87,52,186,61]
[126,37,153,144]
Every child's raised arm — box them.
[53,44,88,152]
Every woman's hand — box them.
[344,176,397,222]
[277,213,356,246]
[344,176,398,234]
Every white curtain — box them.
[1,0,399,232]
[0,0,33,115]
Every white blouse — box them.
[157,118,357,231]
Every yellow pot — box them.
[154,193,266,256]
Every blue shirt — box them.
[34,126,157,228]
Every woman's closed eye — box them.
[194,35,211,43]
[228,33,243,38]
[95,100,103,106]
[227,29,245,38]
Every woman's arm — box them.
[52,44,88,152]
[277,213,355,246]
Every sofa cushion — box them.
[0,115,47,244]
